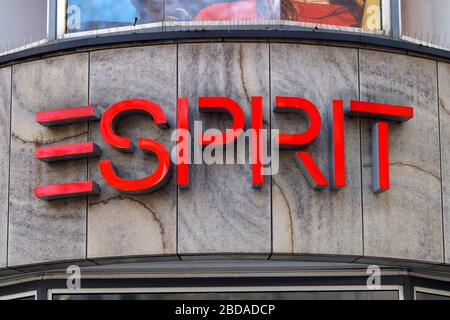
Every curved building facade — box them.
[0,0,449,300]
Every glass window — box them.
[0,0,48,53]
[66,0,164,33]
[65,0,384,34]
[401,0,450,50]
[280,0,381,30]
[416,289,450,300]
[165,0,280,21]
[166,0,381,27]
[52,290,399,300]
[0,292,37,300]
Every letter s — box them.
[99,99,171,194]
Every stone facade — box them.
[359,51,443,264]
[178,43,271,258]
[271,44,362,260]
[440,62,450,265]
[87,46,177,260]
[0,42,448,270]
[0,67,10,269]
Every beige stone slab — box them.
[8,54,89,267]
[88,45,177,259]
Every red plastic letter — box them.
[372,122,390,193]
[177,98,190,188]
[99,99,171,194]
[295,152,329,190]
[36,106,100,127]
[35,106,102,201]
[347,100,413,122]
[99,138,171,194]
[198,97,245,145]
[330,100,346,189]
[275,97,328,189]
[345,100,413,193]
[275,97,322,148]
[252,96,264,188]
[100,99,168,152]
[35,181,100,201]
[36,142,101,162]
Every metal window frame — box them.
[47,0,57,40]
[48,285,404,300]
[61,21,388,40]
[381,0,392,35]
[5,265,450,300]
[4,0,450,56]
[0,0,54,57]
[0,0,57,56]
[388,0,399,38]
[56,0,67,38]
[56,0,391,39]
[0,290,37,301]
[397,0,450,51]
[414,287,450,300]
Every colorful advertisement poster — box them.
[66,0,380,33]
[281,0,380,29]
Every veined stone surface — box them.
[8,54,89,266]
[88,45,177,259]
[0,67,11,268]
[439,62,450,264]
[359,50,443,263]
[271,44,362,258]
[177,43,271,257]
[0,42,447,268]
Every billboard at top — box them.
[401,0,450,50]
[66,0,381,33]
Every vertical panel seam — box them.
[5,66,13,267]
[85,52,90,261]
[176,43,182,261]
[358,49,365,258]
[268,42,273,260]
[436,61,446,263]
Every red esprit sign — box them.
[34,97,413,201]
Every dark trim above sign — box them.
[1,29,450,66]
